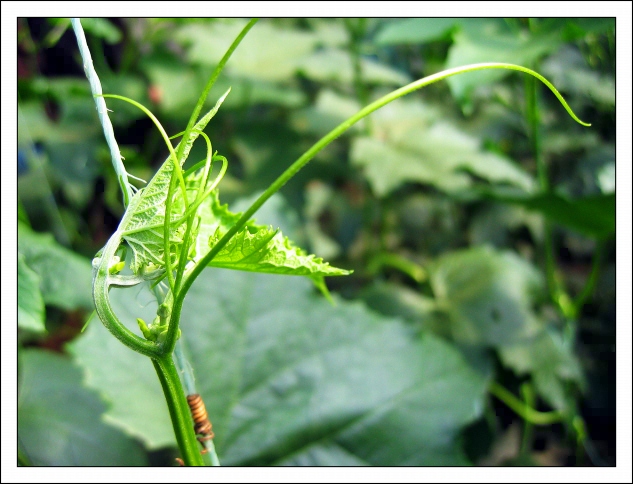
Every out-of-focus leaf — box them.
[290,89,361,137]
[473,189,615,240]
[297,48,410,86]
[18,198,30,226]
[18,98,99,144]
[77,17,122,44]
[351,120,534,197]
[597,163,615,194]
[396,194,463,255]
[68,285,172,448]
[99,74,149,124]
[303,182,342,260]
[18,223,93,311]
[46,140,100,185]
[561,144,616,197]
[140,52,200,115]
[212,75,307,109]
[445,25,561,100]
[375,18,517,47]
[28,77,91,101]
[147,60,308,112]
[535,18,615,40]
[499,329,584,410]
[358,281,437,325]
[541,130,601,157]
[18,349,147,465]
[18,94,101,207]
[429,246,544,347]
[276,442,370,466]
[27,76,135,132]
[541,46,615,107]
[42,18,71,47]
[176,20,320,82]
[230,120,306,190]
[376,18,458,45]
[18,253,46,334]
[307,18,349,47]
[231,192,304,243]
[468,203,544,248]
[350,136,453,195]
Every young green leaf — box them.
[207,224,350,278]
[190,190,351,297]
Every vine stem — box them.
[71,18,133,206]
[489,382,563,426]
[152,356,205,466]
[157,283,221,466]
[525,71,568,323]
[92,231,161,359]
[367,252,427,283]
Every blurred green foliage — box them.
[18,18,615,467]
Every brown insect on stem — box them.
[186,393,214,444]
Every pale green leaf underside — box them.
[117,90,231,274]
[120,162,187,273]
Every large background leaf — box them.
[470,190,616,239]
[429,246,544,348]
[18,349,147,466]
[17,223,93,311]
[499,328,584,410]
[18,253,46,333]
[71,267,491,465]
[68,284,171,448]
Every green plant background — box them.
[17,18,615,466]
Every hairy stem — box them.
[71,18,133,206]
